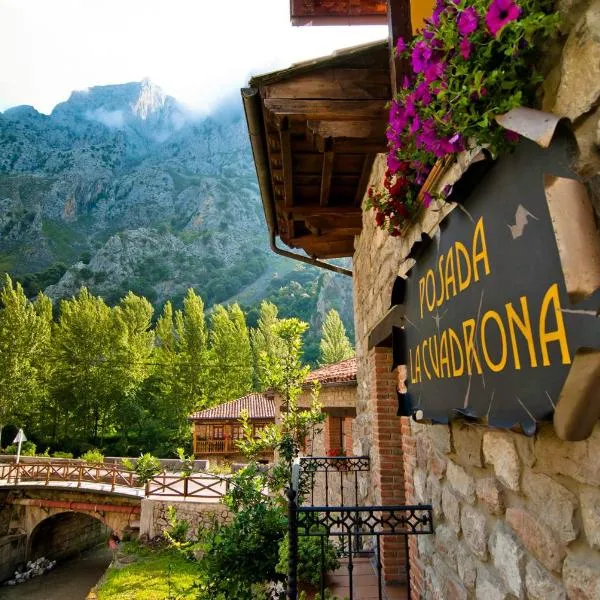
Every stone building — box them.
[243,0,600,596]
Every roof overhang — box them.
[242,41,390,263]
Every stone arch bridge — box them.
[0,461,230,581]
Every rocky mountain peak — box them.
[132,78,166,120]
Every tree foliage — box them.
[319,309,354,365]
[0,279,317,458]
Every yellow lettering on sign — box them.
[445,250,457,301]
[439,330,450,378]
[436,255,445,307]
[409,347,414,383]
[428,335,440,378]
[456,241,472,292]
[472,217,491,282]
[463,319,483,375]
[481,310,508,372]
[539,283,571,366]
[426,270,436,313]
[448,327,465,377]
[506,296,538,369]
[422,339,431,380]
[414,343,423,383]
[419,277,426,319]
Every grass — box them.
[96,541,200,600]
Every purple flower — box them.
[504,130,520,143]
[457,7,479,35]
[411,41,433,73]
[414,81,433,106]
[485,0,521,36]
[460,38,472,59]
[423,192,433,208]
[387,153,403,174]
[423,59,445,83]
[409,115,421,135]
[396,37,407,55]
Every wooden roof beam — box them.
[279,118,293,207]
[264,99,387,122]
[287,205,362,218]
[307,120,387,140]
[355,154,376,206]
[320,142,334,207]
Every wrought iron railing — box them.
[287,456,434,600]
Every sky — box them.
[0,0,387,115]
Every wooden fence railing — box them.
[0,461,230,499]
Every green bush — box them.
[2,441,36,456]
[122,453,162,484]
[276,532,340,587]
[196,503,286,599]
[81,449,104,464]
[176,448,194,477]
[52,451,74,459]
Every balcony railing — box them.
[194,439,274,456]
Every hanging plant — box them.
[366,0,559,236]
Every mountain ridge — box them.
[0,79,354,360]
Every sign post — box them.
[13,429,26,464]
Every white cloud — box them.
[86,108,125,129]
[0,0,386,114]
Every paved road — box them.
[0,545,110,600]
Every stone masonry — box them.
[351,0,600,597]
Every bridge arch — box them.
[27,511,111,562]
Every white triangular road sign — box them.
[13,429,26,444]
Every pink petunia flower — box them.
[396,37,407,55]
[423,192,433,208]
[457,7,479,35]
[460,38,472,59]
[387,153,403,174]
[485,0,521,36]
[411,41,433,73]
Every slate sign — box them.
[401,130,600,434]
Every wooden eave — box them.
[290,0,387,26]
[243,40,390,260]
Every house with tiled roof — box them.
[189,358,358,464]
[189,393,276,462]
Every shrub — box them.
[196,503,287,599]
[52,451,74,459]
[176,448,194,477]
[122,453,163,484]
[276,532,340,587]
[81,449,104,464]
[163,505,190,544]
[2,441,37,456]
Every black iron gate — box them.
[286,456,433,600]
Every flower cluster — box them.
[366,0,558,236]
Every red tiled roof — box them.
[305,357,357,385]
[189,393,275,421]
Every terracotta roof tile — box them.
[305,357,357,385]
[189,393,275,421]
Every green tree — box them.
[208,303,253,405]
[174,289,209,411]
[250,301,286,391]
[319,309,354,365]
[0,275,52,446]
[50,288,152,444]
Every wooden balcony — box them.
[194,439,236,455]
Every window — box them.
[212,425,224,439]
[253,423,266,438]
[232,425,243,440]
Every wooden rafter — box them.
[279,119,293,207]
[355,154,377,205]
[307,120,386,140]
[264,99,387,122]
[320,145,335,207]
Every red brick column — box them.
[368,347,407,584]
[401,416,425,599]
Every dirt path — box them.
[0,545,111,600]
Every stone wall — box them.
[408,420,600,598]
[139,499,230,540]
[0,535,26,583]
[351,1,600,596]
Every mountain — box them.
[0,80,354,360]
